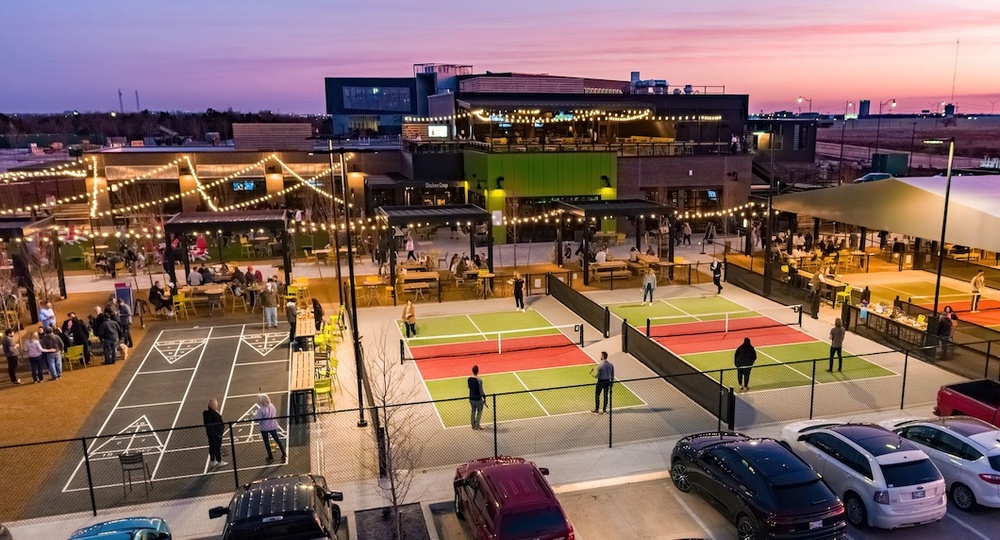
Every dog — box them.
[118,342,130,361]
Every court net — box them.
[645,305,802,338]
[401,324,585,361]
[908,293,1000,313]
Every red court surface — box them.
[654,325,814,355]
[648,315,797,338]
[918,301,1000,327]
[411,341,592,380]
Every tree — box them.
[364,325,430,539]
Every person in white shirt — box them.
[188,268,203,286]
[595,249,607,264]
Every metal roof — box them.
[377,204,490,225]
[461,96,652,111]
[555,199,671,218]
[163,210,287,233]
[0,215,57,239]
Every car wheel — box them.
[670,461,691,492]
[844,494,867,528]
[736,514,758,540]
[454,489,465,520]
[952,483,977,511]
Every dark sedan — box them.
[671,432,846,540]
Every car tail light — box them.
[567,522,575,540]
[979,473,1000,485]
[873,490,890,505]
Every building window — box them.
[342,86,411,112]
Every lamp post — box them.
[838,101,853,184]
[797,96,813,114]
[754,129,777,296]
[927,137,955,317]
[873,98,896,160]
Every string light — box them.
[184,156,218,212]
[0,160,87,181]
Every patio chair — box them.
[118,451,153,498]
[314,376,333,411]
[172,293,195,319]
[239,236,254,258]
[303,248,317,265]
[64,345,85,371]
[207,292,224,313]
[230,289,248,313]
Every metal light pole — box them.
[762,130,776,296]
[873,98,896,161]
[908,122,917,175]
[838,101,853,184]
[931,138,955,316]
[338,149,367,427]
[797,96,813,114]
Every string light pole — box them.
[873,98,896,160]
[838,101,853,185]
[926,137,955,317]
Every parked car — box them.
[780,421,946,529]
[209,474,342,540]
[68,517,170,539]
[671,432,846,540]
[454,456,574,540]
[853,173,893,183]
[935,379,1000,426]
[880,416,1000,510]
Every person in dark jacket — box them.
[117,299,133,348]
[311,298,324,331]
[61,312,90,364]
[98,315,122,365]
[286,299,298,350]
[467,365,486,430]
[203,398,226,467]
[734,337,757,392]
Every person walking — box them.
[710,258,723,294]
[255,394,286,463]
[260,283,278,328]
[117,298,133,348]
[405,235,416,261]
[203,399,226,467]
[971,270,985,313]
[468,365,487,430]
[402,300,417,338]
[98,313,122,365]
[734,337,757,392]
[512,272,525,312]
[286,299,298,350]
[40,327,64,380]
[25,331,46,383]
[311,298,325,331]
[3,328,20,385]
[682,222,692,246]
[591,351,614,414]
[641,268,656,305]
[828,318,846,372]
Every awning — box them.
[163,210,288,234]
[771,175,1000,251]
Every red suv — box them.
[454,456,574,540]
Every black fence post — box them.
[646,318,651,337]
[578,324,584,347]
[808,360,817,419]
[492,393,498,458]
[726,386,735,430]
[900,351,909,409]
[80,437,97,517]
[621,320,628,353]
[985,341,992,380]
[399,339,405,365]
[717,370,724,431]
[608,382,614,449]
[603,307,611,338]
[228,421,240,488]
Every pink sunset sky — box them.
[3,0,999,114]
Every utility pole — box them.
[118,88,124,115]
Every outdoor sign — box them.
[980,156,1000,169]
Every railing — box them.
[547,273,610,337]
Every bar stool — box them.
[835,289,852,307]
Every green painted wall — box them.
[463,151,618,242]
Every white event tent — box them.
[771,175,1000,252]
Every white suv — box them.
[781,421,946,529]
[880,416,1000,510]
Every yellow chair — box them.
[114,260,127,276]
[328,356,340,392]
[230,289,248,313]
[239,236,254,258]
[303,248,317,265]
[65,345,85,371]
[172,293,195,318]
[835,289,852,306]
[314,376,333,410]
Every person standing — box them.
[828,318,846,372]
[312,298,325,331]
[285,299,298,350]
[3,329,19,384]
[62,312,91,363]
[467,365,487,430]
[641,268,656,305]
[117,298,133,348]
[203,399,226,467]
[40,327,64,380]
[512,272,525,312]
[401,300,417,338]
[682,222,692,246]
[971,270,985,313]
[39,301,56,329]
[405,235,416,261]
[710,258,723,294]
[935,311,954,359]
[25,331,46,383]
[98,313,122,365]
[734,337,757,392]
[255,394,286,463]
[591,351,614,414]
[260,283,278,328]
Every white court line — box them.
[151,327,214,479]
[511,372,550,416]
[62,460,290,493]
[213,324,247,474]
[116,400,183,409]
[226,391,287,400]
[136,367,196,375]
[235,359,289,366]
[464,314,489,340]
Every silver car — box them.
[781,421,946,529]
[880,416,1000,510]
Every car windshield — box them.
[881,459,941,487]
[231,519,321,540]
[772,480,836,509]
[500,507,566,538]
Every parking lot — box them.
[431,475,1000,540]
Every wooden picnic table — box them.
[401,271,439,283]
[290,350,315,423]
[591,260,629,282]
